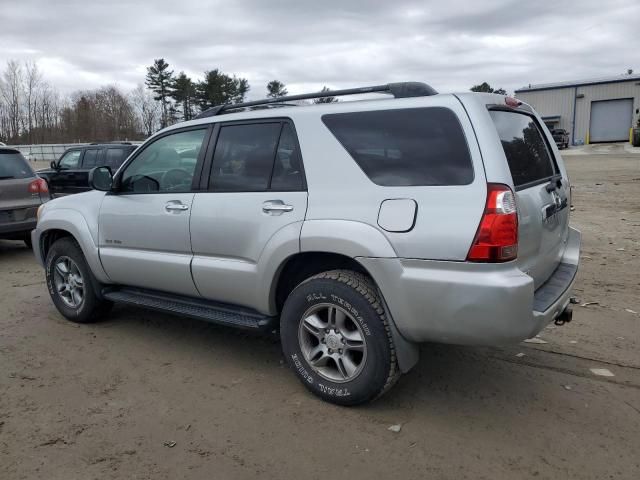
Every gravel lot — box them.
[1,151,639,479]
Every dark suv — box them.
[38,143,137,196]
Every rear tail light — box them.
[28,177,49,194]
[467,183,518,262]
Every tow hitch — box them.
[554,305,573,326]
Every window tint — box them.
[209,123,281,191]
[490,110,556,187]
[271,124,304,191]
[105,148,129,169]
[82,149,100,168]
[0,151,33,179]
[59,150,81,169]
[120,129,206,193]
[322,108,473,186]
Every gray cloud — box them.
[1,0,637,98]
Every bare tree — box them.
[0,60,23,140]
[24,61,42,143]
[130,84,160,136]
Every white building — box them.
[515,74,640,145]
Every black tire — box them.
[280,270,399,405]
[45,237,112,323]
[23,234,32,249]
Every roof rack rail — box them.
[194,81,438,119]
[89,141,133,145]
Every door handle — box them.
[262,201,294,214]
[165,202,189,212]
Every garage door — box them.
[589,98,633,143]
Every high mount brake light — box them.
[505,96,522,108]
[28,177,49,194]
[467,184,518,262]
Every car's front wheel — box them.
[280,270,399,405]
[45,237,112,323]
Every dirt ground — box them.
[1,151,639,480]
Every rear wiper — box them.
[545,174,563,192]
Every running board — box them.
[102,287,277,331]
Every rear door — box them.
[489,109,570,287]
[103,147,134,173]
[189,120,307,309]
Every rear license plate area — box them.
[0,210,15,223]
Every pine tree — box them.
[266,80,288,98]
[145,59,174,128]
[312,86,338,104]
[171,72,197,121]
[195,69,250,110]
[470,82,507,95]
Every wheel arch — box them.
[272,251,419,373]
[36,209,110,284]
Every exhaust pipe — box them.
[554,305,573,326]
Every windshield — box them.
[0,151,34,179]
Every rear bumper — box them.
[0,219,37,237]
[358,227,581,346]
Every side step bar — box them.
[102,287,277,331]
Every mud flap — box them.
[377,287,419,373]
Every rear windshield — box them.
[490,110,556,188]
[322,107,474,186]
[0,151,34,179]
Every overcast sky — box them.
[1,0,638,98]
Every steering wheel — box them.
[161,168,192,190]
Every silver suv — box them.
[31,83,580,405]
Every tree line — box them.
[1,55,503,145]
[0,57,337,145]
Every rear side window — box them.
[82,149,100,168]
[322,107,473,186]
[490,110,556,188]
[209,122,304,192]
[105,148,128,169]
[0,151,34,179]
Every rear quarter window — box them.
[322,107,474,186]
[490,110,556,188]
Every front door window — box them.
[120,129,207,193]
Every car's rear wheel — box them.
[280,270,399,405]
[45,237,112,323]
[23,234,32,249]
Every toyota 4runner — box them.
[31,82,580,405]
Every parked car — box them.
[551,128,570,149]
[31,83,580,405]
[0,147,50,246]
[37,142,137,196]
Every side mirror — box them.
[50,160,58,170]
[88,166,113,191]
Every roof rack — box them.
[194,81,438,119]
[89,141,133,145]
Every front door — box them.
[98,127,210,296]
[190,121,307,311]
[50,149,83,196]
